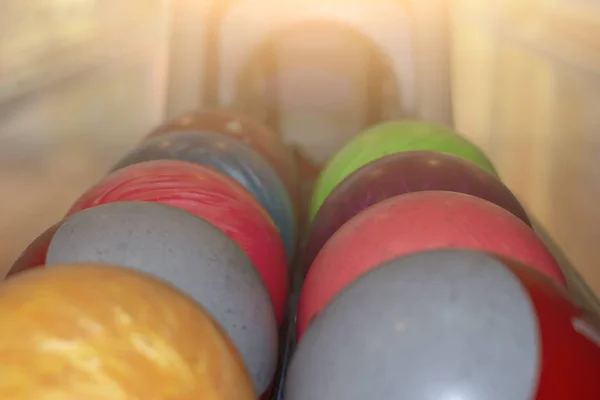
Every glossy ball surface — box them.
[0,264,256,399]
[305,151,530,271]
[148,108,299,207]
[68,160,289,325]
[8,202,278,394]
[288,249,600,400]
[298,191,563,339]
[114,130,296,260]
[310,120,497,219]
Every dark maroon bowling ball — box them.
[303,151,531,275]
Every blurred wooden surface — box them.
[0,0,170,276]
[452,0,600,294]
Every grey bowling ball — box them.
[45,201,277,394]
[285,249,540,400]
[112,130,297,261]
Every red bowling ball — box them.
[10,223,60,275]
[303,151,531,274]
[513,261,600,399]
[296,191,565,340]
[66,160,288,324]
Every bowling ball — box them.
[147,108,299,207]
[304,151,530,271]
[287,249,600,400]
[113,130,297,261]
[67,160,288,326]
[10,222,61,273]
[297,191,564,339]
[310,120,497,220]
[0,263,256,399]
[7,202,278,394]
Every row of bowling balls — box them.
[2,109,303,398]
[284,120,600,398]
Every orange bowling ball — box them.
[0,264,256,400]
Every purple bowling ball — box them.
[302,151,531,276]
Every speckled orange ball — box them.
[0,263,255,400]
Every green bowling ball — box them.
[309,120,497,220]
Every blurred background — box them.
[1,0,599,293]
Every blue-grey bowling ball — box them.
[285,249,541,400]
[112,130,297,261]
[44,201,277,394]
